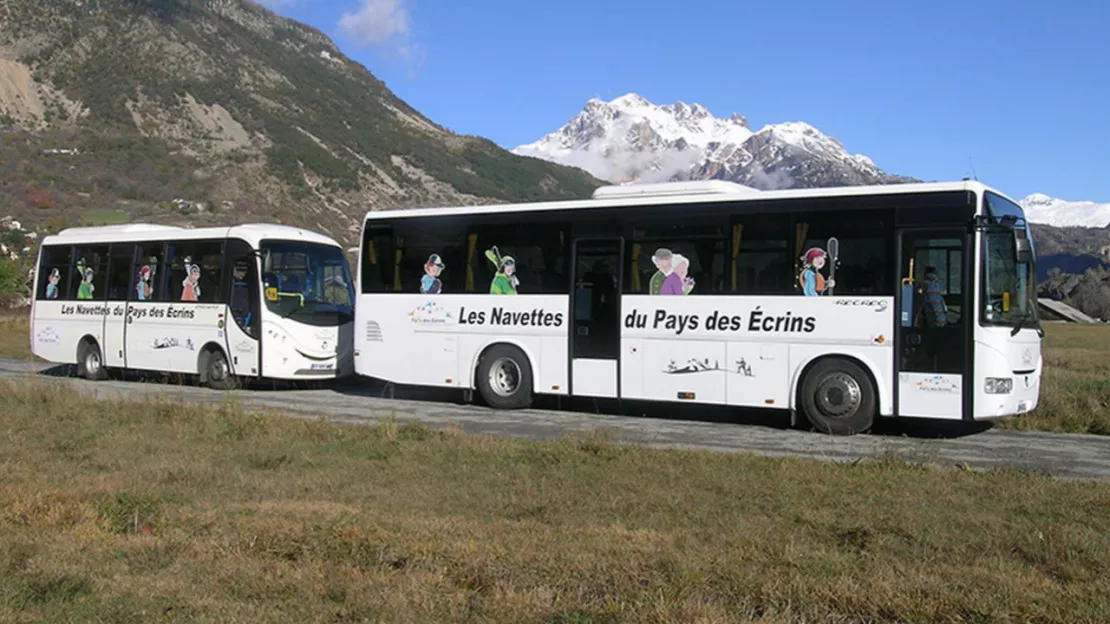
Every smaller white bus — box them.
[30,223,355,387]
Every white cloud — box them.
[339,0,412,48]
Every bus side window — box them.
[106,244,135,301]
[38,245,73,300]
[69,245,108,301]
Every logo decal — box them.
[408,301,453,325]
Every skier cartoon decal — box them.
[136,261,156,301]
[45,268,60,299]
[420,253,444,294]
[181,256,200,301]
[798,237,839,296]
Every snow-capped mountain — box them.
[512,93,915,189]
[1020,193,1110,228]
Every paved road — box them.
[3,356,1109,480]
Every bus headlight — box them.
[985,377,1013,394]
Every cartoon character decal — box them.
[485,246,518,295]
[75,258,94,300]
[798,238,839,296]
[649,248,673,295]
[136,262,156,301]
[420,253,444,294]
[181,256,200,301]
[45,268,60,299]
[659,253,694,295]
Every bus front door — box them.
[225,242,262,377]
[569,238,622,398]
[895,228,970,419]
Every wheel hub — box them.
[488,357,521,397]
[814,372,862,419]
[210,357,228,381]
[85,350,100,375]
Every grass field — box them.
[997,323,1110,435]
[0,315,31,361]
[1,314,1106,435]
[1,380,1108,623]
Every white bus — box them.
[30,223,355,387]
[354,180,1042,435]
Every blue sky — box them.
[263,0,1109,202]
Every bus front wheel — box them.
[202,349,237,390]
[476,345,533,410]
[77,340,107,381]
[798,358,875,436]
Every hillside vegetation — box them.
[0,0,600,246]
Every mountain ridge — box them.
[0,0,601,247]
[512,92,918,190]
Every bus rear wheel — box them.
[77,340,107,381]
[476,345,533,410]
[799,358,875,436]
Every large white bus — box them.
[353,180,1042,435]
[30,223,355,387]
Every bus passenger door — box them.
[569,238,622,398]
[103,243,135,368]
[225,240,261,377]
[895,228,969,419]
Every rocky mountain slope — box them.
[0,0,600,246]
[513,93,918,189]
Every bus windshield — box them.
[981,193,1039,330]
[260,240,354,326]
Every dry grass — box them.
[1,381,1110,623]
[1000,323,1110,435]
[0,314,32,360]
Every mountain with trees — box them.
[0,0,600,248]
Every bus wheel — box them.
[799,358,875,436]
[203,349,237,390]
[77,340,107,381]
[477,345,533,410]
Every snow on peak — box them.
[512,93,893,188]
[1020,194,1110,228]
[513,92,757,184]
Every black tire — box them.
[203,349,237,390]
[798,358,876,436]
[76,340,107,381]
[476,344,533,409]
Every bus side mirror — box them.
[1014,230,1033,264]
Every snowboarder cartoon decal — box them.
[75,258,95,300]
[485,246,518,295]
[799,237,839,296]
[420,253,444,294]
[181,257,200,301]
